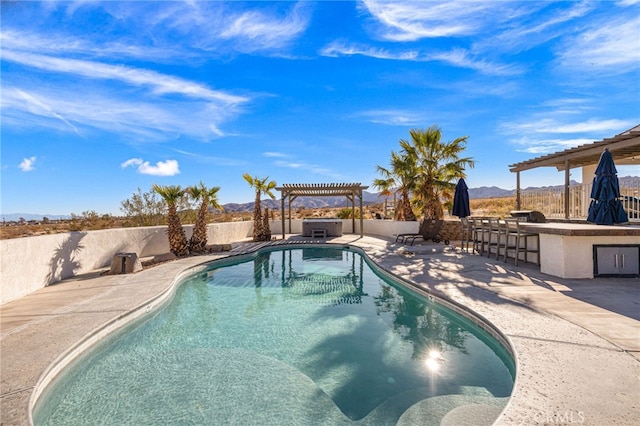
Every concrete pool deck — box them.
[1,235,638,425]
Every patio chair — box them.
[396,219,433,243]
[405,219,449,246]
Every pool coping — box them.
[2,235,639,425]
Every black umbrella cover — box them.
[452,178,470,218]
[586,149,628,225]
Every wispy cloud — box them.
[19,156,37,172]
[512,137,596,154]
[121,158,180,176]
[107,0,312,56]
[2,50,247,104]
[320,42,519,75]
[217,2,312,53]
[502,118,634,135]
[359,0,637,80]
[556,13,640,73]
[2,86,237,141]
[31,1,312,57]
[1,2,299,142]
[1,47,249,140]
[174,149,247,167]
[273,159,341,179]
[6,89,80,135]
[0,30,181,63]
[360,0,496,41]
[501,117,636,154]
[428,48,522,76]
[540,98,594,114]
[355,109,425,126]
[473,1,593,54]
[320,41,418,60]
[266,152,341,179]
[263,152,287,158]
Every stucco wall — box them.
[0,222,253,305]
[540,234,640,278]
[1,219,426,306]
[270,219,419,238]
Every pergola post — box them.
[288,196,294,234]
[280,195,285,239]
[349,194,355,234]
[359,189,364,238]
[516,171,521,210]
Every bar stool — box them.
[505,218,540,266]
[502,218,520,263]
[460,217,472,252]
[494,219,510,260]
[486,217,502,258]
[470,217,486,254]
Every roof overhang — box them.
[509,126,640,173]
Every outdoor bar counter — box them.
[522,222,640,279]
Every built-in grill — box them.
[510,210,546,223]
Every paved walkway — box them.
[1,236,638,425]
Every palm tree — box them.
[401,125,474,220]
[243,173,277,241]
[187,182,223,253]
[373,150,417,221]
[152,184,189,256]
[262,207,271,241]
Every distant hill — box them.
[224,176,640,212]
[1,213,72,222]
[222,191,385,212]
[468,186,515,199]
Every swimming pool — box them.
[33,246,514,425]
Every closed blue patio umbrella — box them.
[586,149,628,225]
[452,178,470,218]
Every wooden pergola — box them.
[275,183,369,238]
[509,125,640,218]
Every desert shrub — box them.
[336,208,360,219]
[470,196,516,217]
[120,187,166,226]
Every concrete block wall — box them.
[441,219,464,242]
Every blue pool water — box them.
[34,246,514,425]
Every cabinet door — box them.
[618,247,639,275]
[595,246,640,276]
[596,246,621,275]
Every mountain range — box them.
[223,176,639,212]
[4,176,638,221]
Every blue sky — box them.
[2,0,639,216]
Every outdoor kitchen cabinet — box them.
[593,245,640,277]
